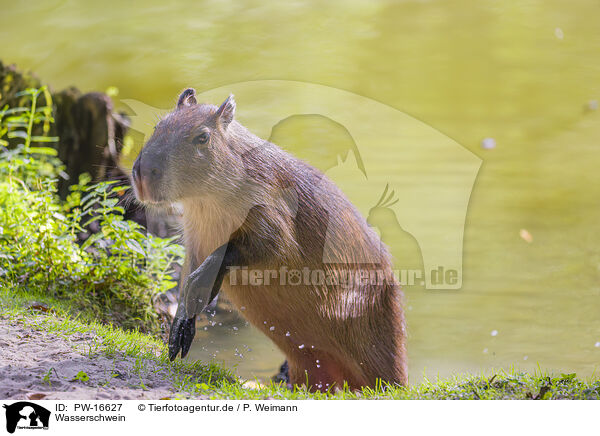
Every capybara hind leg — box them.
[287,351,365,392]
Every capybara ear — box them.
[177,88,197,109]
[215,94,236,128]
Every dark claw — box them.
[168,316,197,361]
[180,316,196,358]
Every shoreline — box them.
[1,289,598,400]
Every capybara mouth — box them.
[135,192,171,208]
[131,178,170,207]
[144,199,172,207]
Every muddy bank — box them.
[0,316,205,400]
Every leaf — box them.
[6,120,28,127]
[71,370,90,382]
[111,220,131,231]
[81,233,102,250]
[34,106,53,113]
[7,130,28,139]
[126,239,145,256]
[102,198,119,208]
[83,215,103,227]
[80,192,98,206]
[110,186,128,196]
[15,88,38,97]
[4,107,29,114]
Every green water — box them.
[2,0,600,382]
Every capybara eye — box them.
[194,132,210,145]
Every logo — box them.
[123,80,481,292]
[2,402,50,434]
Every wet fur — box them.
[134,93,408,391]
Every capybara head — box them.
[131,88,239,205]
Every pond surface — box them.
[2,0,600,382]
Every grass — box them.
[2,287,599,400]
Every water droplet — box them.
[595,342,600,348]
[232,326,238,331]
[481,137,496,149]
[519,229,533,243]
[298,344,305,349]
[316,364,321,368]
[316,360,320,363]
[555,27,564,40]
[491,330,498,337]
[269,326,275,331]
[285,331,291,337]
[483,348,488,354]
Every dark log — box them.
[0,60,42,108]
[52,89,130,197]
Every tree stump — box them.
[1,60,131,198]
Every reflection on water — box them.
[2,0,600,382]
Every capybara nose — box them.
[132,158,160,185]
[132,158,141,184]
[131,157,148,201]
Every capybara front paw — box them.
[168,316,196,361]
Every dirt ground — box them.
[0,316,194,400]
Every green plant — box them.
[42,367,58,387]
[71,370,90,383]
[0,86,62,183]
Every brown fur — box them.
[132,90,408,391]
